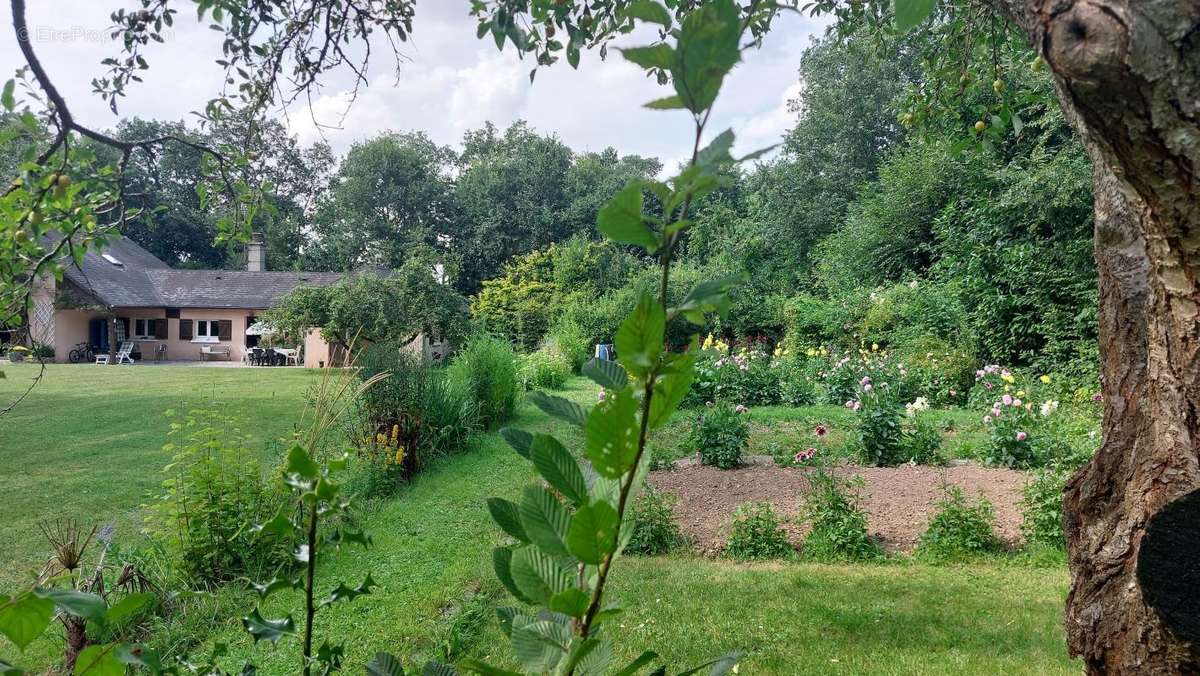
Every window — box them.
[194,320,218,342]
[134,319,155,339]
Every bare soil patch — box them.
[648,460,1029,555]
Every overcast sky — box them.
[3,2,829,169]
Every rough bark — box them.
[998,1,1200,673]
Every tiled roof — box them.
[61,236,169,307]
[61,235,343,309]
[146,269,344,308]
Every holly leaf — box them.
[241,608,295,643]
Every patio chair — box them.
[115,341,135,365]
[250,347,264,366]
[283,347,300,366]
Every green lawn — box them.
[0,363,321,588]
[1,368,1077,674]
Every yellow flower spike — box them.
[1016,390,1026,397]
[1040,375,1051,384]
[395,446,406,464]
[376,433,387,445]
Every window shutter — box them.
[154,318,168,339]
[179,319,193,340]
[218,320,232,341]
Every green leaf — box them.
[1,80,14,111]
[526,392,587,427]
[457,658,524,676]
[614,651,661,676]
[627,1,672,26]
[102,593,154,626]
[365,652,406,676]
[250,577,300,600]
[492,547,535,605]
[519,486,571,557]
[671,0,741,114]
[73,644,123,675]
[530,435,588,506]
[35,589,106,624]
[572,638,614,676]
[672,275,740,323]
[567,501,620,564]
[649,351,696,428]
[241,608,295,643]
[585,387,641,479]
[894,0,937,32]
[499,428,534,458]
[422,661,458,676]
[487,498,530,543]
[644,95,686,110]
[597,181,658,253]
[254,509,297,539]
[113,643,163,671]
[695,129,735,171]
[619,44,673,70]
[511,620,570,673]
[582,358,628,391]
[0,592,54,650]
[615,293,665,379]
[284,444,319,480]
[677,652,742,676]
[548,588,590,618]
[509,547,572,604]
[320,573,376,607]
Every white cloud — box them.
[1,1,830,163]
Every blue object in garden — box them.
[595,343,614,361]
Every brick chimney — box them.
[247,232,265,272]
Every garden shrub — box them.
[850,378,907,466]
[518,346,571,390]
[687,340,781,406]
[981,392,1047,468]
[146,408,288,584]
[776,353,819,406]
[1020,467,1069,549]
[689,402,750,469]
[800,466,881,562]
[917,485,1003,561]
[353,342,479,493]
[724,502,794,560]
[902,409,944,465]
[626,487,685,555]
[543,317,592,372]
[448,334,520,428]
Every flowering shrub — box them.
[689,401,751,469]
[724,502,794,560]
[688,337,781,406]
[982,393,1041,468]
[518,346,571,390]
[969,364,1015,408]
[847,376,907,466]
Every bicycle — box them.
[68,342,95,363]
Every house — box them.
[29,233,344,365]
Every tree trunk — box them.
[1001,1,1200,672]
[63,617,88,672]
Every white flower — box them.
[1040,400,1059,416]
[905,397,930,417]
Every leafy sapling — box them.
[243,365,387,675]
[387,2,777,674]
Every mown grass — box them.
[0,363,320,590]
[1,369,1076,674]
